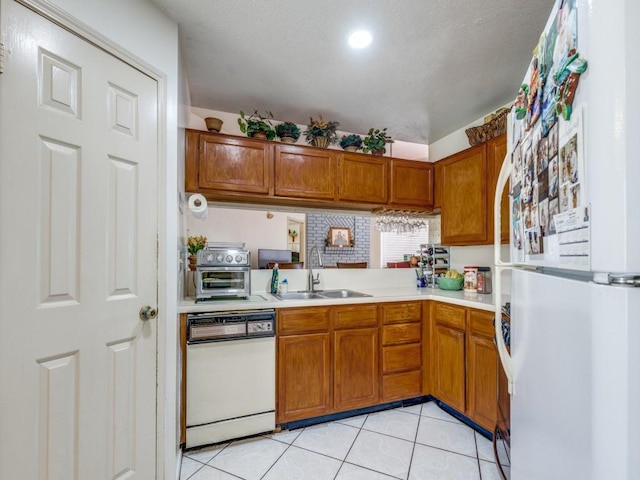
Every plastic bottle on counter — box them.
[270,263,279,294]
[477,267,492,294]
[279,278,288,294]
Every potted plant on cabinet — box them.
[304,116,340,148]
[363,127,394,155]
[237,110,276,140]
[187,235,207,271]
[339,134,363,152]
[275,121,301,143]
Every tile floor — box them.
[180,401,510,480]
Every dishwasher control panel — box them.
[187,309,276,343]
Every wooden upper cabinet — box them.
[185,130,272,195]
[274,144,335,201]
[440,143,488,245]
[487,135,509,244]
[337,153,388,205]
[389,159,434,209]
[433,161,444,210]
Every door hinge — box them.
[0,42,4,75]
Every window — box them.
[380,229,429,267]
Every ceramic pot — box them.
[251,131,268,140]
[343,146,359,152]
[371,148,385,156]
[189,255,197,271]
[279,136,296,144]
[204,117,223,132]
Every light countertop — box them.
[179,286,507,314]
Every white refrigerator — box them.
[493,0,640,479]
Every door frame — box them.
[5,0,170,476]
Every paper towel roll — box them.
[188,194,208,220]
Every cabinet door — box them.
[431,323,466,412]
[334,328,379,411]
[440,144,488,245]
[274,144,335,200]
[194,131,272,195]
[389,159,434,208]
[277,333,331,423]
[337,153,388,204]
[466,333,498,430]
[466,309,498,430]
[487,135,509,243]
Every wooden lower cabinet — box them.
[429,302,499,430]
[276,302,425,423]
[467,310,498,431]
[431,322,466,412]
[380,301,423,403]
[277,333,331,423]
[334,328,379,411]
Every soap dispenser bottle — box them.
[270,263,279,294]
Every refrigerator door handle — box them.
[494,142,515,393]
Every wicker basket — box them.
[465,108,510,146]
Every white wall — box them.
[188,107,431,161]
[428,104,511,162]
[45,0,181,477]
[187,206,306,270]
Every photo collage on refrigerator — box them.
[510,0,588,257]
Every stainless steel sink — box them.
[318,289,371,298]
[274,291,326,301]
[274,289,371,301]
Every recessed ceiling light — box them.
[348,30,372,49]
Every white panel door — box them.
[0,2,158,479]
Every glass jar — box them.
[477,267,492,294]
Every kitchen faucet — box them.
[308,245,324,292]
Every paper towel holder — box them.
[188,193,208,220]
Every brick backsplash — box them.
[307,213,370,267]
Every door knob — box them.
[139,305,158,321]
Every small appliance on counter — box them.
[195,242,251,301]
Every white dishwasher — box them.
[185,309,276,448]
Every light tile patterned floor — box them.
[181,401,511,480]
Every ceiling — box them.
[150,0,554,144]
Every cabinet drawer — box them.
[382,323,421,346]
[382,344,422,373]
[432,302,466,330]
[381,302,422,324]
[278,307,331,335]
[469,309,495,339]
[333,304,378,330]
[382,370,422,401]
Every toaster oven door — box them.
[196,267,250,298]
